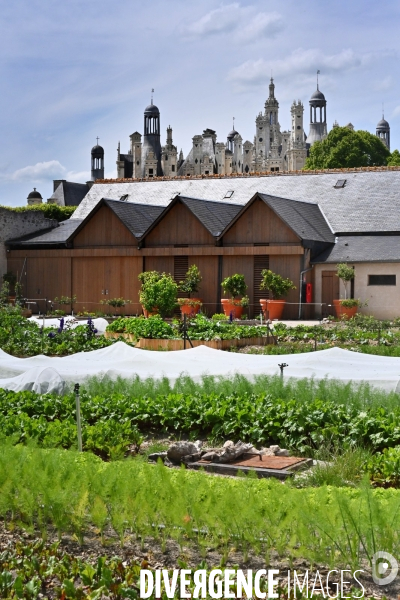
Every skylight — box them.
[334,180,346,189]
[224,190,234,198]
[120,194,129,201]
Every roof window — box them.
[224,191,234,198]
[120,194,129,201]
[334,179,346,189]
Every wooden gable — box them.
[222,197,300,245]
[144,200,215,247]
[73,204,137,247]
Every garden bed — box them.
[104,331,270,350]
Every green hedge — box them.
[1,204,76,222]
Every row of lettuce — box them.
[1,381,400,485]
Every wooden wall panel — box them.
[222,198,299,245]
[144,256,174,275]
[269,255,302,319]
[106,257,143,315]
[72,258,105,313]
[145,202,215,247]
[188,256,219,316]
[222,256,254,316]
[21,257,72,313]
[74,205,136,247]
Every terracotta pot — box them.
[179,298,202,317]
[260,299,286,320]
[221,299,244,319]
[333,299,358,319]
[21,309,32,318]
[142,305,159,318]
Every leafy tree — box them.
[260,269,296,299]
[387,149,400,166]
[304,127,390,170]
[138,271,178,317]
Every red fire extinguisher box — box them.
[306,283,312,303]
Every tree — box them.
[304,127,390,170]
[387,149,400,166]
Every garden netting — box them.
[0,342,399,393]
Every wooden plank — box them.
[8,245,304,258]
[74,205,137,247]
[145,201,215,246]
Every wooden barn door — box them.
[321,271,339,317]
[253,255,269,318]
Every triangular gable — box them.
[71,198,164,247]
[140,195,242,246]
[219,192,334,245]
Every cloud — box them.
[392,106,400,118]
[9,160,66,182]
[227,47,376,90]
[373,75,393,92]
[183,4,283,42]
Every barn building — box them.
[7,167,400,320]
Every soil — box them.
[1,521,397,599]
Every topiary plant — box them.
[259,269,296,299]
[178,264,202,297]
[138,271,178,317]
[221,274,247,299]
[336,263,354,299]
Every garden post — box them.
[74,383,83,452]
[183,313,186,349]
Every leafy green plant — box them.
[14,282,24,306]
[221,274,247,299]
[178,264,202,297]
[138,271,178,317]
[0,280,10,307]
[259,269,296,299]
[340,298,361,308]
[336,263,354,299]
[211,313,228,321]
[100,297,132,315]
[367,446,400,487]
[107,315,175,339]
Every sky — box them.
[0,0,399,207]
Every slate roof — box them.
[258,194,335,243]
[6,219,84,247]
[71,170,400,234]
[176,196,242,237]
[312,235,400,263]
[102,198,164,238]
[48,181,89,207]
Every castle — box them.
[26,78,393,205]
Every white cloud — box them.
[65,170,91,183]
[183,4,283,42]
[392,106,400,118]
[9,160,66,182]
[227,47,375,90]
[373,75,393,92]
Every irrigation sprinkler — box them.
[74,383,83,452]
[278,363,288,379]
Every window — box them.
[259,137,263,142]
[149,168,153,177]
[224,191,234,198]
[334,179,346,188]
[120,194,129,201]
[195,158,198,164]
[368,275,396,286]
[297,125,301,129]
[136,160,140,165]
[165,155,168,160]
[171,165,175,172]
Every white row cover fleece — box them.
[0,343,399,394]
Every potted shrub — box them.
[54,295,77,315]
[221,274,248,319]
[259,269,296,320]
[333,263,357,318]
[100,297,132,317]
[3,272,16,303]
[138,271,178,318]
[177,265,203,317]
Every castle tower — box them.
[142,98,162,177]
[27,188,43,205]
[242,141,253,173]
[308,74,327,146]
[232,133,243,173]
[130,132,142,178]
[91,140,104,181]
[288,100,307,171]
[161,126,178,177]
[192,135,203,175]
[376,115,390,151]
[215,142,226,175]
[264,78,280,155]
